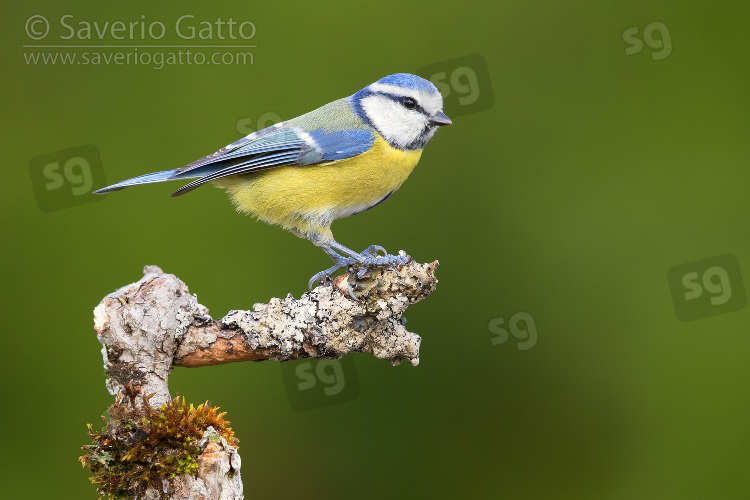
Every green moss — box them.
[80,383,238,499]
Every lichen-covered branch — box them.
[174,261,437,369]
[87,260,437,498]
[94,261,436,403]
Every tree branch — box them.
[88,260,438,498]
[174,261,437,369]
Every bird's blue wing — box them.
[168,99,375,196]
[300,129,375,163]
[168,127,307,196]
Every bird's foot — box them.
[345,249,411,300]
[307,246,411,293]
[352,249,410,279]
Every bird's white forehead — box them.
[368,82,443,115]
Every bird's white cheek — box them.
[361,95,424,148]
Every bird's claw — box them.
[307,255,356,291]
[347,282,358,301]
[360,244,388,258]
[307,247,410,293]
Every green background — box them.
[4,1,750,498]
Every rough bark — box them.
[90,260,438,499]
[156,427,243,500]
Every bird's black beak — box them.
[430,111,452,126]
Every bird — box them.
[94,73,452,291]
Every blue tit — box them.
[94,73,452,290]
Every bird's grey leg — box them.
[326,241,366,261]
[307,245,356,291]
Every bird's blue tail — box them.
[93,169,184,194]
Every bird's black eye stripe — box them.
[376,92,426,114]
[401,97,417,109]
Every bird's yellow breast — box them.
[213,136,422,237]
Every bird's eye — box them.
[401,97,417,109]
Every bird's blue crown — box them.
[374,73,439,94]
